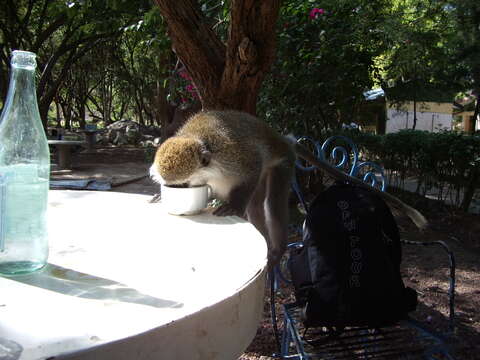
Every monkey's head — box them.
[150,136,212,186]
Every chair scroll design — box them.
[294,135,386,192]
[271,135,456,360]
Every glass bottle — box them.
[0,50,50,275]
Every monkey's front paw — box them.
[213,203,244,217]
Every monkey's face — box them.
[150,137,211,186]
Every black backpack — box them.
[289,182,417,329]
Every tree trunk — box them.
[376,108,387,135]
[472,93,479,132]
[461,165,479,212]
[412,64,417,130]
[160,102,201,143]
[155,0,281,116]
[55,100,62,127]
[78,104,86,129]
[412,95,417,130]
[155,81,174,128]
[59,101,74,130]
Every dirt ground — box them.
[51,146,159,195]
[59,146,480,360]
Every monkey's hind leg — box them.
[264,162,294,267]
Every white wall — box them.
[386,109,452,133]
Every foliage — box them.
[258,0,477,135]
[376,0,472,132]
[259,0,390,135]
[379,0,466,97]
[0,0,477,135]
[345,130,480,209]
[453,0,480,122]
[101,6,173,126]
[454,0,480,90]
[0,0,152,127]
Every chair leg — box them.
[269,269,282,355]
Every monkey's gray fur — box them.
[151,110,427,266]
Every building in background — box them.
[386,101,453,133]
[453,93,479,134]
[361,89,478,134]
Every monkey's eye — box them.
[200,150,211,167]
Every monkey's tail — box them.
[292,142,428,230]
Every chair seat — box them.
[282,303,453,360]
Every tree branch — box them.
[40,37,114,111]
[38,29,120,96]
[0,22,17,50]
[20,0,35,37]
[155,0,281,114]
[6,0,32,47]
[36,0,54,37]
[32,14,68,52]
[154,0,226,101]
[218,0,281,113]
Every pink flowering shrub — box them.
[309,8,325,19]
[178,70,191,80]
[176,69,199,102]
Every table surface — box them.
[0,191,268,360]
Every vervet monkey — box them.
[150,110,427,266]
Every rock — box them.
[100,120,161,147]
[107,119,138,131]
[114,132,129,146]
[126,126,141,145]
[468,198,480,214]
[140,140,156,148]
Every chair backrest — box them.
[291,135,387,216]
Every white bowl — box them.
[161,184,211,215]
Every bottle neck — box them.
[9,65,37,96]
[2,65,38,115]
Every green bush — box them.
[345,130,480,209]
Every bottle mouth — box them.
[11,50,36,69]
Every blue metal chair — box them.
[270,135,456,360]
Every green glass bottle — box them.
[0,50,50,275]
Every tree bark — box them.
[160,102,201,143]
[155,80,170,127]
[78,102,86,129]
[461,164,479,212]
[472,92,479,132]
[155,0,281,115]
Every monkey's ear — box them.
[200,149,211,167]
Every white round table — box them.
[0,191,268,360]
